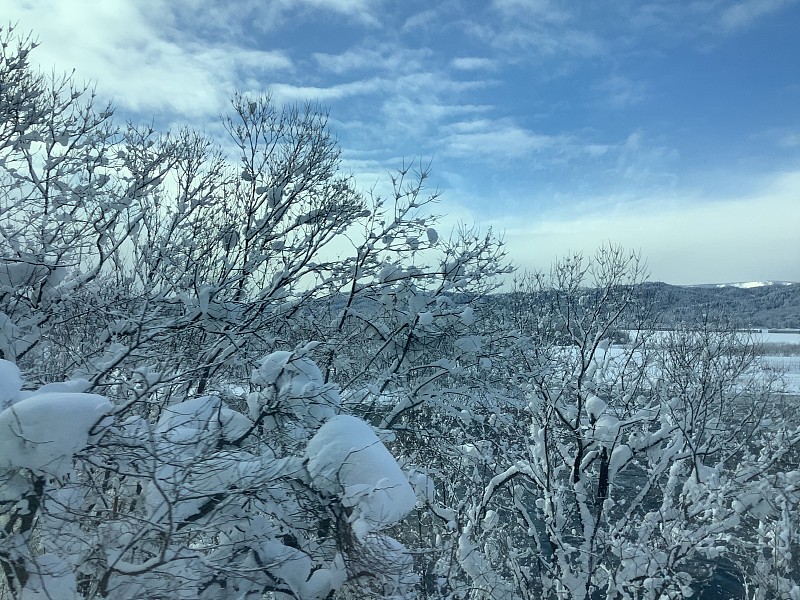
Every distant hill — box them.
[641,282,800,329]
[487,282,800,330]
[687,281,797,290]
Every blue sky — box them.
[7,0,800,284]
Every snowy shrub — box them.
[0,352,422,599]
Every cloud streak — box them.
[494,170,800,284]
[719,0,794,32]
[439,119,566,159]
[450,57,499,71]
[7,0,293,119]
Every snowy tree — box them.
[0,25,509,599]
[421,247,800,599]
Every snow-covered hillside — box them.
[693,281,798,289]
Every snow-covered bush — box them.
[422,248,800,599]
[0,353,422,599]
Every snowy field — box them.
[618,328,800,395]
[753,329,800,395]
[756,329,800,345]
[763,355,800,395]
[622,328,800,347]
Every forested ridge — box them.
[639,282,800,329]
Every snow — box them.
[155,395,252,443]
[761,354,800,394]
[459,306,475,325]
[407,468,436,503]
[732,492,773,518]
[0,471,30,502]
[609,444,633,479]
[0,358,23,409]
[0,313,19,359]
[305,414,417,540]
[593,414,621,447]
[363,535,418,591]
[417,310,434,326]
[25,378,91,397]
[20,553,79,600]
[482,509,500,530]
[454,335,483,353]
[708,281,796,289]
[585,394,607,421]
[378,263,405,283]
[249,350,340,426]
[0,259,49,288]
[759,330,800,345]
[457,527,514,599]
[0,391,112,476]
[260,543,346,599]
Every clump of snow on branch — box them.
[0,358,23,409]
[0,364,111,477]
[18,553,80,600]
[305,414,417,540]
[248,346,340,429]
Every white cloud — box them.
[456,1,607,60]
[7,0,292,120]
[719,0,792,31]
[402,9,439,33]
[450,57,499,71]
[627,0,796,43]
[440,119,566,159]
[7,0,795,290]
[313,49,383,74]
[464,19,605,58]
[493,170,800,284]
[295,0,384,27]
[593,75,648,109]
[491,0,571,24]
[270,78,386,103]
[384,99,490,123]
[777,130,800,148]
[244,0,384,29]
[272,65,497,163]
[313,45,431,75]
[613,130,680,185]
